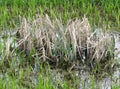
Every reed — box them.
[17,14,115,69]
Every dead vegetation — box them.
[16,14,115,69]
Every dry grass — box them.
[17,14,115,68]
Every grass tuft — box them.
[17,14,115,70]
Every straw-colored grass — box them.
[17,14,115,69]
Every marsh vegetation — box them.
[0,0,120,89]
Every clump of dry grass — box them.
[17,14,115,68]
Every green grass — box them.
[0,0,120,89]
[0,63,77,89]
[0,51,117,89]
[0,0,120,31]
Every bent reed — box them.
[17,14,115,70]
